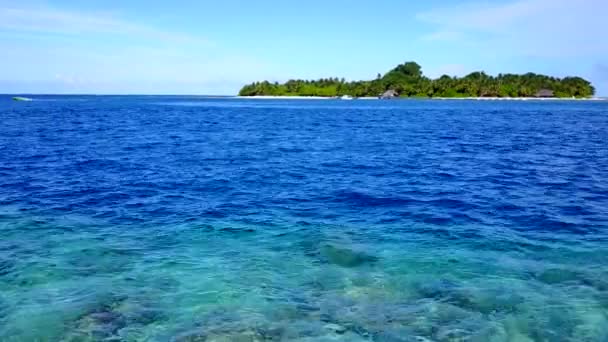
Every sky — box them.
[1,0,607,95]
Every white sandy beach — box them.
[236,96,605,101]
[433,97,606,101]
[235,95,331,100]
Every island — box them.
[238,62,595,98]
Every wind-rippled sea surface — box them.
[1,96,608,341]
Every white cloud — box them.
[0,3,277,94]
[417,0,608,57]
[0,4,208,45]
[0,42,279,94]
[421,31,465,42]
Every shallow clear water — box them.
[1,96,608,341]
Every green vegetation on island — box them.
[239,62,595,98]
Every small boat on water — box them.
[340,95,354,100]
[12,96,33,102]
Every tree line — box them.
[238,62,595,98]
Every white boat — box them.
[340,95,354,100]
[12,96,33,102]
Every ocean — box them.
[1,96,607,341]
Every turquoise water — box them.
[1,96,607,341]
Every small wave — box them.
[508,213,598,234]
[333,190,416,207]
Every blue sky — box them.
[1,0,607,95]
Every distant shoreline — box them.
[236,95,605,101]
[236,95,330,100]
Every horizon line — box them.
[2,93,237,97]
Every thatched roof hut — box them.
[535,89,555,98]
[380,89,399,99]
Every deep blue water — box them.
[1,95,608,341]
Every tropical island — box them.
[238,62,595,98]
